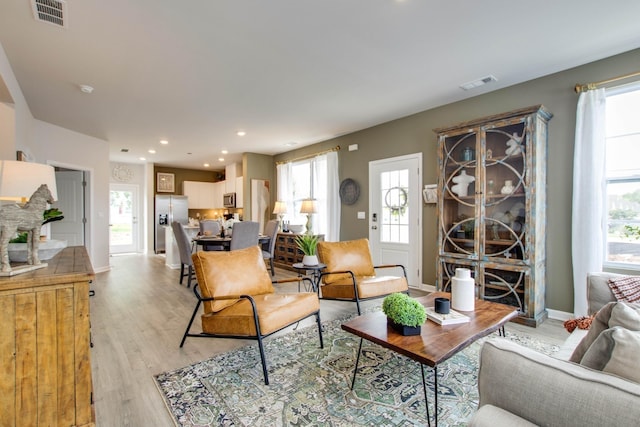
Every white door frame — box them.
[369,153,423,289]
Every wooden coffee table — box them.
[341,292,518,427]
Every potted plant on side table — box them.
[382,292,427,336]
[295,234,319,266]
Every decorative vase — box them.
[302,255,318,266]
[501,180,514,195]
[451,268,475,311]
[387,318,421,336]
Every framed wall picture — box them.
[157,173,175,193]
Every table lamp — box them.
[299,199,318,235]
[0,160,58,203]
[272,201,287,231]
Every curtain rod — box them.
[574,70,640,93]
[275,145,340,165]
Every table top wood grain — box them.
[341,292,518,367]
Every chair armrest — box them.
[192,284,243,302]
[477,338,640,426]
[272,277,313,288]
[373,264,407,278]
[319,270,356,283]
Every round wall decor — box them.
[112,164,134,182]
[339,178,360,205]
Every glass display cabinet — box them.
[434,105,552,326]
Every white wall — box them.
[30,120,110,272]
[0,41,111,272]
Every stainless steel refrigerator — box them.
[155,195,189,253]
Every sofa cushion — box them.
[608,275,640,303]
[570,301,640,363]
[469,404,537,427]
[478,338,640,427]
[580,326,640,383]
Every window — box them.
[276,151,340,241]
[605,83,640,268]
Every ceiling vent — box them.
[460,75,497,91]
[31,0,68,28]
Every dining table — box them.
[193,234,271,251]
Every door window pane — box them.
[380,169,409,244]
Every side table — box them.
[292,262,326,292]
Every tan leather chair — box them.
[317,238,409,315]
[180,245,323,385]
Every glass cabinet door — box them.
[440,131,478,257]
[482,120,528,264]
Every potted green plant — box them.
[295,234,319,266]
[382,292,427,336]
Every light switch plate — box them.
[357,211,366,219]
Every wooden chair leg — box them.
[179,263,185,284]
[270,259,275,276]
[187,265,193,288]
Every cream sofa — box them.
[469,273,640,427]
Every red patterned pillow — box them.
[608,276,640,303]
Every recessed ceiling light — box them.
[285,142,298,147]
[79,84,94,94]
[221,150,228,154]
[236,131,246,137]
[148,149,156,154]
[204,163,210,167]
[139,157,146,161]
[218,157,225,162]
[160,139,169,145]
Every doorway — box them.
[51,169,86,246]
[369,153,422,288]
[109,183,140,254]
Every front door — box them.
[369,153,422,288]
[109,184,139,254]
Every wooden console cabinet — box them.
[0,246,95,426]
[273,232,324,270]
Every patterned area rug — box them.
[155,316,558,427]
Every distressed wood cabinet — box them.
[273,232,324,270]
[0,246,95,426]
[435,105,552,326]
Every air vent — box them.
[460,75,497,91]
[31,0,67,28]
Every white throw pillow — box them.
[580,326,640,383]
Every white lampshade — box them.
[299,199,318,214]
[272,201,287,215]
[0,161,58,202]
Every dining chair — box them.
[229,221,260,251]
[198,220,224,251]
[171,221,196,288]
[317,238,409,315]
[262,219,279,276]
[180,245,323,385]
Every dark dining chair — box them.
[171,221,196,288]
[262,219,279,276]
[229,221,260,251]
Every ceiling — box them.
[1,0,639,171]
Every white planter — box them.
[8,239,67,262]
[302,255,319,266]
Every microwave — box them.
[223,192,236,208]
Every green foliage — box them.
[382,293,427,327]
[10,232,28,243]
[295,234,319,255]
[43,208,64,224]
[623,225,640,240]
[622,190,640,205]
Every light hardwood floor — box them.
[90,253,568,426]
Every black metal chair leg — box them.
[180,300,202,347]
[316,312,324,348]
[421,364,431,427]
[256,334,269,385]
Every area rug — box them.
[155,317,559,427]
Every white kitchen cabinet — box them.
[183,181,216,209]
[235,176,244,208]
[213,181,226,209]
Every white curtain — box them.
[572,88,606,316]
[325,151,340,241]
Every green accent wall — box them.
[272,48,640,314]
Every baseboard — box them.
[546,308,573,322]
[94,265,111,273]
